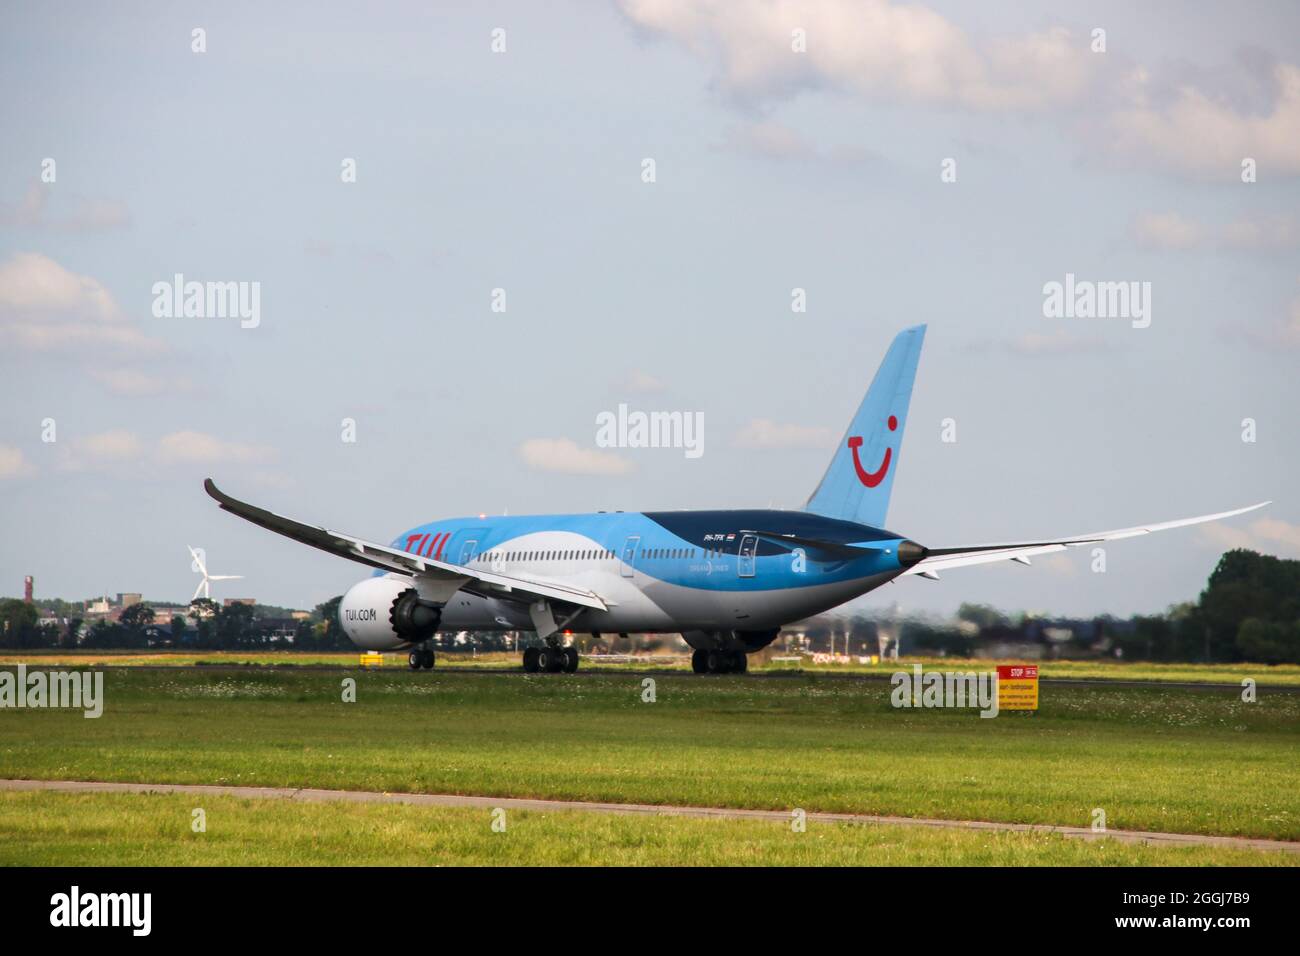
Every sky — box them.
[1,0,1297,619]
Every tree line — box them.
[0,596,355,651]
[2,549,1298,663]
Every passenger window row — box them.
[470,546,717,563]
[474,549,617,563]
[639,548,698,559]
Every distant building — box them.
[259,618,300,643]
[290,610,311,621]
[143,622,176,646]
[223,598,256,607]
[24,575,33,603]
[117,593,142,608]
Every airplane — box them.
[204,325,1268,674]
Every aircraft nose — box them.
[897,539,926,567]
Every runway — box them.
[3,778,1296,854]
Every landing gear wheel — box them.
[732,651,748,674]
[563,647,579,673]
[692,649,708,674]
[523,647,540,673]
[537,647,558,672]
[706,650,726,674]
[408,650,421,670]
[422,647,436,669]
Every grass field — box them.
[3,649,1298,686]
[1,666,1297,865]
[2,791,1293,866]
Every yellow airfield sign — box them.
[997,665,1039,711]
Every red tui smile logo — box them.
[848,415,897,487]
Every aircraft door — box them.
[620,536,640,578]
[738,535,758,578]
[446,528,487,565]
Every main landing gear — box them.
[408,645,436,670]
[523,645,579,674]
[692,649,748,675]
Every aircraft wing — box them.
[203,479,608,611]
[902,501,1269,578]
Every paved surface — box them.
[3,778,1296,854]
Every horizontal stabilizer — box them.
[902,501,1270,577]
[741,530,876,562]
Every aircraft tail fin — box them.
[805,325,925,528]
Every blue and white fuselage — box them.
[387,509,911,647]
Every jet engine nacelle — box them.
[339,576,442,650]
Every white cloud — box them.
[720,120,815,160]
[156,431,273,465]
[622,369,667,393]
[0,182,45,228]
[92,368,197,397]
[1242,283,1300,350]
[81,430,145,461]
[718,120,880,165]
[1133,211,1297,250]
[1199,517,1300,558]
[1132,212,1206,250]
[0,252,163,354]
[57,429,272,472]
[1040,554,1078,576]
[518,438,633,475]
[0,252,116,318]
[618,1,1300,176]
[733,418,834,449]
[0,181,130,231]
[0,444,33,479]
[57,429,146,472]
[1107,63,1300,175]
[1007,330,1111,356]
[1219,215,1298,250]
[618,0,1097,111]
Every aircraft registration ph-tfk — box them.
[205,325,1268,674]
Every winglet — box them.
[204,477,226,505]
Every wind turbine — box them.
[188,546,243,601]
